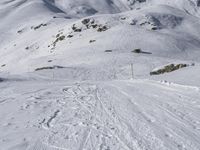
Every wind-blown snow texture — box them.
[0,0,200,150]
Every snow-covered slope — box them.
[0,0,200,150]
[1,0,200,74]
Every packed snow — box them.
[0,0,200,150]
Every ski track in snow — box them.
[0,79,200,150]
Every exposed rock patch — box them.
[35,66,65,71]
[31,23,48,30]
[150,63,189,75]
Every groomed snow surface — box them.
[0,0,200,150]
[1,78,200,150]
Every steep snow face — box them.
[0,0,62,29]
[150,0,200,17]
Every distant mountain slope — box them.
[0,0,199,19]
[46,0,200,17]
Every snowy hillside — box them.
[0,0,200,150]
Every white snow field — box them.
[0,0,200,150]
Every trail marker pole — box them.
[52,69,54,80]
[131,63,134,80]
